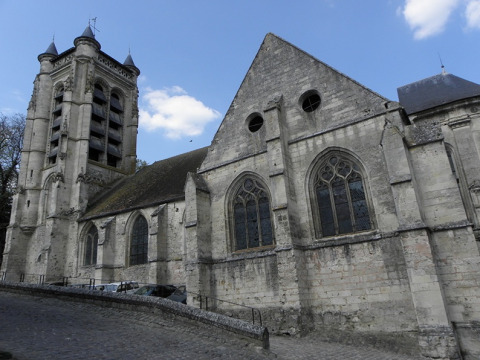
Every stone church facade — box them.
[2,27,480,358]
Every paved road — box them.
[0,291,424,360]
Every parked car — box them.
[166,285,187,304]
[134,284,177,298]
[104,281,139,294]
[94,284,109,291]
[69,283,93,289]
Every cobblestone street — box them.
[0,291,425,359]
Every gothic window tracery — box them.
[130,215,148,266]
[84,225,98,266]
[312,152,372,237]
[231,177,274,251]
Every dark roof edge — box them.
[397,73,480,115]
[408,95,480,117]
[78,195,185,222]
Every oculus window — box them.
[248,115,264,133]
[300,90,321,113]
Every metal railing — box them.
[1,272,71,286]
[192,291,262,326]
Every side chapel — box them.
[2,26,480,359]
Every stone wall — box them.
[0,281,269,349]
[67,201,188,287]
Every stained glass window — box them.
[130,215,148,266]
[84,225,98,266]
[233,178,274,251]
[313,154,371,237]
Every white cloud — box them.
[137,74,148,84]
[139,86,221,139]
[402,0,460,39]
[466,0,480,29]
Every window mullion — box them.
[328,181,339,235]
[243,202,249,249]
[256,198,262,246]
[346,176,356,232]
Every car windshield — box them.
[135,286,153,295]
[104,284,118,292]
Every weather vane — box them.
[89,17,100,36]
[438,53,446,74]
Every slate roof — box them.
[123,54,136,67]
[397,72,480,115]
[80,25,96,39]
[44,42,58,56]
[80,147,208,221]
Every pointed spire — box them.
[123,51,140,76]
[81,25,95,39]
[44,41,58,56]
[123,53,136,67]
[74,24,101,50]
[38,37,58,62]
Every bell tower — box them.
[1,25,140,282]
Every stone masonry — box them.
[2,29,480,359]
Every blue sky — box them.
[1,0,480,164]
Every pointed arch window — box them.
[89,83,124,168]
[48,86,64,164]
[84,225,98,266]
[106,93,123,168]
[313,153,372,237]
[130,215,148,266]
[232,177,274,251]
[89,84,107,162]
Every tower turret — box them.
[1,25,140,282]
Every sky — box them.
[1,0,480,165]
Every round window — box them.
[301,91,321,112]
[248,116,264,133]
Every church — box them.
[2,26,480,359]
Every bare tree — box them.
[136,158,148,172]
[0,113,25,266]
